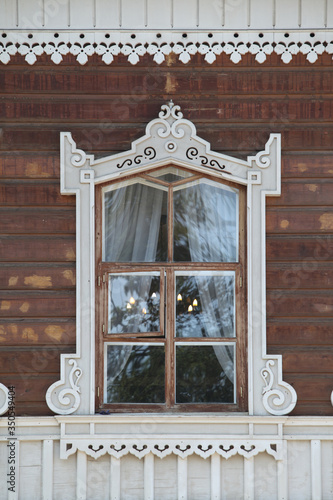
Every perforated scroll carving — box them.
[46,359,82,415]
[261,360,297,416]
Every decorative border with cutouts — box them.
[0,30,332,65]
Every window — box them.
[47,103,295,418]
[96,166,247,412]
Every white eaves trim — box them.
[0,29,333,65]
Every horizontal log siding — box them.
[0,51,332,415]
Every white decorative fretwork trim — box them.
[60,437,283,461]
[1,30,333,66]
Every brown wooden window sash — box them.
[95,167,247,413]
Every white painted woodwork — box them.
[0,29,332,67]
[69,0,95,29]
[110,456,121,500]
[210,454,221,500]
[154,454,178,500]
[224,0,249,30]
[87,454,110,499]
[146,0,172,29]
[311,440,322,500]
[76,450,87,500]
[301,0,326,28]
[221,454,244,500]
[177,457,187,500]
[288,441,311,500]
[188,454,211,499]
[253,453,277,499]
[277,441,288,500]
[144,453,154,500]
[95,0,120,29]
[42,440,53,500]
[321,441,333,500]
[274,0,300,29]
[243,457,254,500]
[53,441,76,499]
[0,417,333,499]
[120,454,144,499]
[0,0,331,29]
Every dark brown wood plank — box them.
[1,124,333,153]
[284,374,333,401]
[0,153,60,179]
[291,402,333,416]
[266,235,333,262]
[267,180,333,206]
[0,347,75,374]
[266,208,333,234]
[0,263,76,290]
[0,180,74,206]
[267,263,333,289]
[267,290,333,318]
[0,207,75,233]
[0,235,76,262]
[267,319,333,346]
[4,401,55,416]
[0,319,76,346]
[0,374,65,403]
[2,65,333,96]
[282,153,333,178]
[2,96,333,123]
[0,291,76,318]
[269,346,333,373]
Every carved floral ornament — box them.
[0,30,333,65]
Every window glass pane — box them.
[149,167,194,182]
[176,345,235,404]
[103,181,168,262]
[176,272,235,338]
[109,274,160,334]
[105,344,165,403]
[173,179,239,262]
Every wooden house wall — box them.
[0,51,332,416]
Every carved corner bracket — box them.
[261,360,297,416]
[46,358,83,415]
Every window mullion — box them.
[168,185,173,262]
[165,268,175,408]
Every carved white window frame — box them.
[44,101,297,417]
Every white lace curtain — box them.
[179,181,238,383]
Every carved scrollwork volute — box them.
[261,359,297,416]
[0,382,9,415]
[46,359,82,415]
